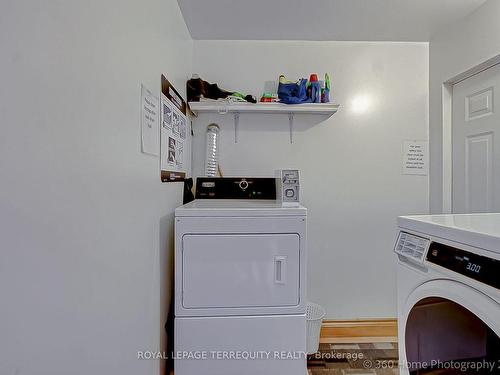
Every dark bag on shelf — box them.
[278,78,312,104]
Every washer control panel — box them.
[427,242,500,290]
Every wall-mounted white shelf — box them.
[188,101,340,143]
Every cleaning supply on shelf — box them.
[309,74,321,103]
[277,73,332,104]
[261,81,279,102]
[260,93,274,102]
[322,73,331,103]
[319,80,325,103]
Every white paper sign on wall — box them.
[141,84,159,156]
[402,140,428,176]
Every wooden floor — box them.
[308,340,400,375]
[320,319,398,344]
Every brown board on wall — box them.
[162,75,186,115]
[160,75,187,182]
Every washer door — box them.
[401,280,500,374]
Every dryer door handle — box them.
[274,256,287,284]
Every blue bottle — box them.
[309,74,321,103]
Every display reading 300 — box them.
[466,262,482,273]
[427,242,500,290]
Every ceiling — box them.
[177,0,486,41]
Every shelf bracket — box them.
[288,113,294,144]
[234,112,240,143]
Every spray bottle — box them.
[322,73,331,103]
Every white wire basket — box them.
[306,302,326,354]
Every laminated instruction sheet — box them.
[160,75,188,182]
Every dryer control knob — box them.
[239,180,249,190]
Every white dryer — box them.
[395,214,500,375]
[174,177,307,375]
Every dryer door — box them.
[182,233,300,310]
[400,280,500,375]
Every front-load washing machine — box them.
[395,214,500,375]
[174,177,307,375]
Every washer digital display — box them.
[427,242,500,290]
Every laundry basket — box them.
[306,302,326,354]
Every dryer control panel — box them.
[195,177,276,199]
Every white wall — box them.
[429,0,500,213]
[0,1,192,374]
[192,41,429,319]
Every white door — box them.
[452,64,500,213]
[182,234,300,310]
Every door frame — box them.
[441,54,500,213]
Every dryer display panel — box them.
[427,242,500,290]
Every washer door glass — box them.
[406,296,500,374]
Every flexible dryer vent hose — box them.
[205,123,220,177]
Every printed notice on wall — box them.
[160,93,187,179]
[402,140,428,175]
[141,84,159,156]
